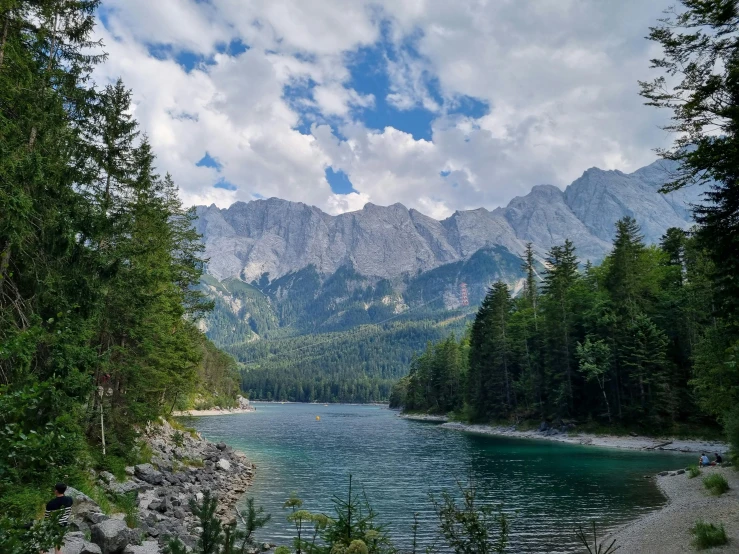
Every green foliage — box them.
[687,465,701,479]
[203,245,524,403]
[165,491,270,554]
[574,521,620,554]
[392,218,730,435]
[0,0,232,519]
[114,491,139,529]
[691,521,728,550]
[0,512,69,554]
[702,473,730,496]
[640,0,739,454]
[239,315,470,404]
[430,482,509,554]
[172,431,186,448]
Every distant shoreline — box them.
[399,414,728,454]
[172,407,255,417]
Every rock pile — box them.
[61,419,255,554]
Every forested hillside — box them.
[200,250,519,402]
[0,0,237,520]
[391,218,738,447]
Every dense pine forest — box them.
[238,315,471,403]
[0,0,238,520]
[391,226,720,429]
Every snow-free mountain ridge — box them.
[195,158,701,283]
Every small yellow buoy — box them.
[316,415,320,421]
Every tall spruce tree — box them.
[541,240,580,416]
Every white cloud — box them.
[95,0,675,218]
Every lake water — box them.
[185,403,693,553]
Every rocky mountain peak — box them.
[195,158,703,282]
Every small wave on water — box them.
[187,403,694,553]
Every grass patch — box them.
[691,521,728,550]
[167,417,200,439]
[687,465,701,479]
[113,491,139,528]
[75,481,115,515]
[703,473,730,495]
[0,485,48,521]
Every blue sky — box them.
[94,0,674,217]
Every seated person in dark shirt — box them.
[715,452,723,464]
[45,483,73,554]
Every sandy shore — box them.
[606,466,738,552]
[172,407,255,416]
[400,415,728,453]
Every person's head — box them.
[54,483,67,497]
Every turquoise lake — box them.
[185,403,694,553]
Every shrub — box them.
[687,465,701,479]
[430,481,509,554]
[691,521,728,550]
[172,430,185,448]
[0,486,47,522]
[114,491,139,528]
[703,473,730,495]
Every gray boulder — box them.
[66,486,106,524]
[109,480,143,496]
[62,532,103,554]
[122,540,161,554]
[134,464,164,486]
[91,519,142,554]
[216,459,231,471]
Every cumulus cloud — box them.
[94,0,675,217]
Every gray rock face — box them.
[134,464,164,486]
[91,519,141,554]
[195,158,703,282]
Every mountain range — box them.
[193,158,704,401]
[195,158,700,285]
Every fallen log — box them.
[644,440,673,450]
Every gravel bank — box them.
[606,466,738,553]
[416,419,728,454]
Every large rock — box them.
[91,519,141,554]
[216,459,231,471]
[62,532,103,554]
[122,540,161,554]
[66,486,106,524]
[134,464,164,486]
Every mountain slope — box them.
[194,157,705,402]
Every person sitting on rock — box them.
[714,452,723,465]
[45,483,73,554]
[699,453,712,467]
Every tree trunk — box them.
[0,11,9,70]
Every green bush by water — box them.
[687,465,701,478]
[691,521,728,550]
[703,473,730,495]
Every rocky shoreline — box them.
[400,414,729,454]
[171,407,255,417]
[606,466,738,552]
[59,419,256,554]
